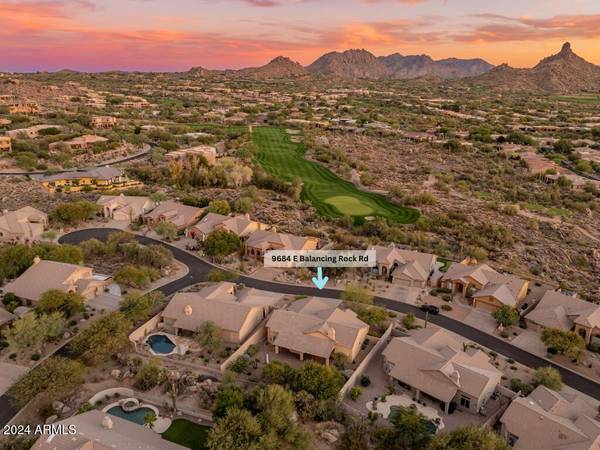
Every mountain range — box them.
[192,43,600,93]
[190,48,494,81]
[473,42,600,94]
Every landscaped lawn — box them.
[162,419,210,450]
[253,127,420,223]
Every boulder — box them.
[52,401,64,412]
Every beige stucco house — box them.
[525,290,600,345]
[0,206,48,243]
[500,385,600,450]
[245,230,318,259]
[3,257,109,304]
[31,410,187,450]
[440,259,528,311]
[382,328,502,414]
[160,283,283,344]
[143,201,205,232]
[166,145,218,165]
[97,194,155,223]
[266,297,369,365]
[186,213,269,241]
[369,245,437,288]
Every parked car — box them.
[420,304,440,315]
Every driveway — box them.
[0,363,28,396]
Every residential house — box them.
[49,134,108,152]
[3,257,109,304]
[186,213,269,241]
[165,145,218,165]
[369,245,437,288]
[6,124,62,139]
[440,259,529,311]
[266,297,369,365]
[0,136,11,152]
[161,283,283,343]
[30,410,187,450]
[143,201,205,232]
[382,328,502,414]
[245,230,318,259]
[91,115,117,129]
[97,194,155,223]
[525,290,600,345]
[39,167,141,193]
[8,102,38,114]
[0,206,48,243]
[499,385,600,450]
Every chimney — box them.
[184,305,193,316]
[33,255,41,265]
[244,213,250,220]
[101,416,113,430]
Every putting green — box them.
[325,196,373,216]
[253,127,420,223]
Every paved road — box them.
[1,227,598,427]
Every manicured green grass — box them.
[162,419,210,450]
[253,127,420,223]
[551,95,600,104]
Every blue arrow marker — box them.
[311,267,329,290]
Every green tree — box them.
[144,411,157,429]
[207,408,262,450]
[541,328,586,360]
[3,312,47,353]
[51,201,99,226]
[114,265,159,289]
[208,200,231,215]
[195,321,223,353]
[341,282,374,304]
[233,197,253,213]
[338,418,370,450]
[134,358,164,391]
[376,406,434,450]
[37,289,85,317]
[203,229,242,258]
[119,291,164,322]
[68,311,132,364]
[262,361,294,386]
[532,366,563,391]
[292,361,344,400]
[212,385,246,420]
[427,425,509,450]
[492,305,519,327]
[154,221,178,241]
[8,357,86,407]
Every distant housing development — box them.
[39,167,142,193]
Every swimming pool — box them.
[146,334,176,354]
[107,405,155,425]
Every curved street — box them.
[59,228,600,401]
[1,227,598,427]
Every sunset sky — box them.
[1,0,600,72]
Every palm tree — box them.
[144,411,157,429]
